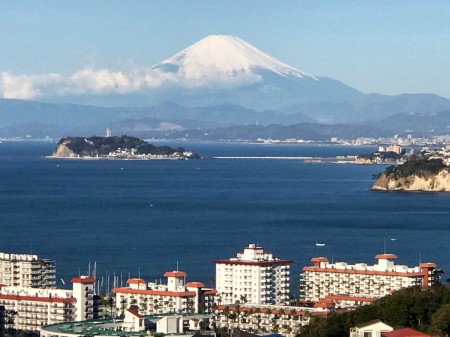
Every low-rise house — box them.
[350,320,394,337]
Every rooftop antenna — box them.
[383,238,387,254]
[106,271,110,294]
[138,266,141,279]
[92,262,97,295]
[176,260,179,272]
[419,252,422,264]
[331,252,334,264]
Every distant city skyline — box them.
[1,0,449,100]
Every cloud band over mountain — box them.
[0,35,312,100]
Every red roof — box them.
[204,289,218,295]
[419,263,437,268]
[311,311,329,316]
[375,254,398,260]
[71,277,95,284]
[216,305,307,316]
[303,266,424,277]
[113,287,196,297]
[0,294,76,303]
[311,257,329,263]
[127,278,146,284]
[186,282,205,288]
[127,308,143,318]
[164,271,187,278]
[325,295,377,303]
[314,299,334,308]
[382,328,431,337]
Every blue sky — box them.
[1,0,449,99]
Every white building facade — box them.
[0,252,56,288]
[71,276,96,321]
[301,254,440,304]
[113,271,216,316]
[212,303,326,337]
[215,244,293,305]
[0,276,96,332]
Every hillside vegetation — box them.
[55,135,186,157]
[383,155,448,179]
[299,284,450,337]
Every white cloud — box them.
[0,63,262,99]
[66,67,132,94]
[1,72,43,99]
[0,65,179,100]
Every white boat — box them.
[315,242,326,247]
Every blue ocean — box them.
[1,141,450,291]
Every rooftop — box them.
[41,314,211,336]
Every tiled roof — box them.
[164,271,187,277]
[113,287,196,297]
[382,328,431,337]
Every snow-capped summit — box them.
[153,35,316,86]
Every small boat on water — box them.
[315,242,326,247]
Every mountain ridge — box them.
[2,35,450,136]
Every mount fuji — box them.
[153,35,316,84]
[9,34,450,133]
[147,35,364,114]
[43,35,367,122]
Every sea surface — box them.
[1,141,450,292]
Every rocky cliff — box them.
[53,138,77,157]
[371,157,450,191]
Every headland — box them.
[49,135,199,160]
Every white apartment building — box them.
[301,253,440,304]
[0,252,56,288]
[0,276,96,332]
[212,303,326,337]
[113,271,216,316]
[71,276,97,321]
[214,244,293,305]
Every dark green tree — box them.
[431,303,450,337]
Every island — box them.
[371,155,450,191]
[50,135,199,160]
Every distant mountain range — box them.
[2,35,450,140]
